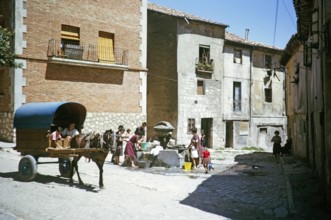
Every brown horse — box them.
[69,130,113,188]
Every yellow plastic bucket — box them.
[184,162,192,171]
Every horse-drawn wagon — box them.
[13,102,111,187]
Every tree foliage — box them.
[0,26,22,68]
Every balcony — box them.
[223,97,250,120]
[47,39,129,70]
[195,57,214,72]
[195,57,213,78]
[233,100,242,112]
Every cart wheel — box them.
[18,155,38,181]
[59,157,74,178]
[33,156,39,163]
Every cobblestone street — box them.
[181,151,331,219]
[0,143,331,220]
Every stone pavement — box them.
[1,141,330,220]
[142,149,331,219]
[178,150,331,219]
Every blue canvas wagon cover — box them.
[14,102,86,129]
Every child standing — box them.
[202,147,211,174]
[201,130,206,147]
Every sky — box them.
[147,0,297,49]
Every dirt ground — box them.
[0,147,231,220]
[0,146,330,220]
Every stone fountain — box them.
[137,121,187,168]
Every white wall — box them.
[176,33,225,147]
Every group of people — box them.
[188,127,213,174]
[110,122,147,168]
[50,122,214,172]
[271,130,292,163]
[49,122,80,148]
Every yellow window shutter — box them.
[61,25,80,41]
[98,32,115,63]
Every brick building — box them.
[0,0,148,142]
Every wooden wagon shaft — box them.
[46,147,108,154]
[14,146,108,157]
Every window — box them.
[260,127,267,133]
[304,41,312,67]
[61,25,83,59]
[98,31,115,63]
[265,88,272,103]
[61,25,80,46]
[197,80,205,95]
[196,45,213,72]
[311,8,319,47]
[233,49,242,64]
[188,118,196,133]
[199,45,210,63]
[264,54,272,68]
[239,121,249,135]
[233,82,241,111]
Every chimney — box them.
[245,28,249,41]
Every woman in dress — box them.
[124,131,143,167]
[189,127,201,170]
[271,130,282,163]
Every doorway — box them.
[225,121,233,148]
[201,118,213,148]
[257,127,267,148]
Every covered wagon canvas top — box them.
[14,102,86,130]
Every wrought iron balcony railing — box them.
[233,99,242,112]
[195,57,214,72]
[47,39,129,66]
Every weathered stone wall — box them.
[0,69,12,112]
[223,46,251,121]
[83,112,146,136]
[0,111,146,143]
[176,31,224,147]
[324,0,331,208]
[0,112,15,142]
[147,10,226,148]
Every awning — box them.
[14,102,86,129]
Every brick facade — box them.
[0,0,147,141]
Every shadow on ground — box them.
[0,171,100,192]
[180,152,331,220]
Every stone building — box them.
[147,3,227,147]
[224,32,286,150]
[0,0,148,142]
[147,3,286,150]
[280,0,331,207]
